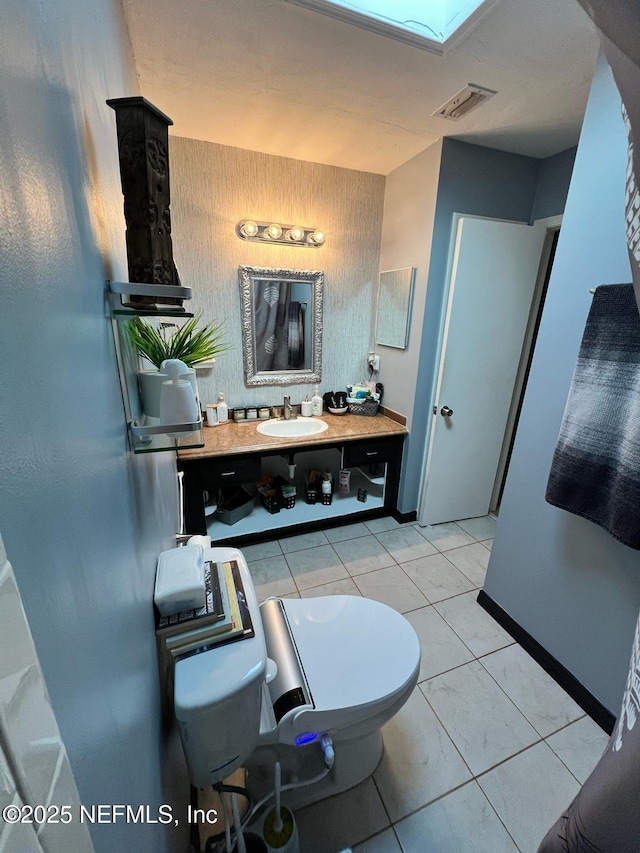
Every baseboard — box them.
[394,509,417,524]
[477,590,616,735]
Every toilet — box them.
[174,546,420,809]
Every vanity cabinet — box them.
[198,456,262,489]
[178,426,405,546]
[342,436,400,468]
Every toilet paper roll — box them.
[187,534,211,549]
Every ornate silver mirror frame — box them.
[239,265,324,386]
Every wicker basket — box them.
[348,399,379,417]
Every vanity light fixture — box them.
[235,220,326,248]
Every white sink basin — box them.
[256,417,329,438]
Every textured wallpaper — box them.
[170,137,385,410]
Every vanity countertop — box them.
[178,412,407,461]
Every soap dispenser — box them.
[216,393,229,424]
[301,395,313,417]
[159,359,200,436]
[311,386,323,416]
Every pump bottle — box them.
[311,386,323,416]
[217,393,229,423]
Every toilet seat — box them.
[280,595,420,739]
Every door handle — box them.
[440,406,453,417]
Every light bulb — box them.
[266,223,282,240]
[241,220,259,237]
[309,229,325,245]
[288,225,305,241]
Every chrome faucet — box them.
[283,396,297,420]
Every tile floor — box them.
[244,515,611,853]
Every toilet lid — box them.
[282,596,420,713]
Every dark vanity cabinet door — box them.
[180,454,261,535]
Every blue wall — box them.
[484,54,639,714]
[532,146,577,222]
[0,1,188,850]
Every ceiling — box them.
[121,0,600,175]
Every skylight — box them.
[285,0,498,52]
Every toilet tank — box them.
[173,548,267,787]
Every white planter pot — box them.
[138,368,198,419]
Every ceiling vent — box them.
[433,84,497,121]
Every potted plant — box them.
[127,313,231,418]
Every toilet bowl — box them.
[259,594,420,745]
[174,547,420,808]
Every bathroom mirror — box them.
[375,267,415,349]
[239,265,324,386]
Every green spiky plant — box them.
[126,313,232,369]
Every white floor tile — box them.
[422,661,539,775]
[285,544,348,590]
[300,577,362,598]
[332,535,397,576]
[280,530,329,554]
[324,522,370,543]
[375,527,438,563]
[434,591,514,657]
[416,521,476,552]
[240,540,282,561]
[481,645,584,737]
[401,553,475,603]
[373,688,472,822]
[354,566,429,613]
[353,828,401,853]
[247,555,297,601]
[296,777,389,853]
[443,543,490,587]
[404,606,474,681]
[478,742,580,853]
[364,516,400,534]
[546,716,610,783]
[456,516,497,541]
[481,538,493,551]
[394,781,518,853]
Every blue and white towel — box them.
[546,284,640,549]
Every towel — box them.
[545,284,640,549]
[286,301,304,369]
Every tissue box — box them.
[154,545,205,617]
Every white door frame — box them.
[489,214,563,511]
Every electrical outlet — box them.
[367,352,381,372]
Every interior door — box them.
[418,216,546,526]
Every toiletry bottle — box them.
[301,395,313,417]
[217,393,229,423]
[311,386,323,416]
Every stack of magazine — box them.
[155,559,254,660]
